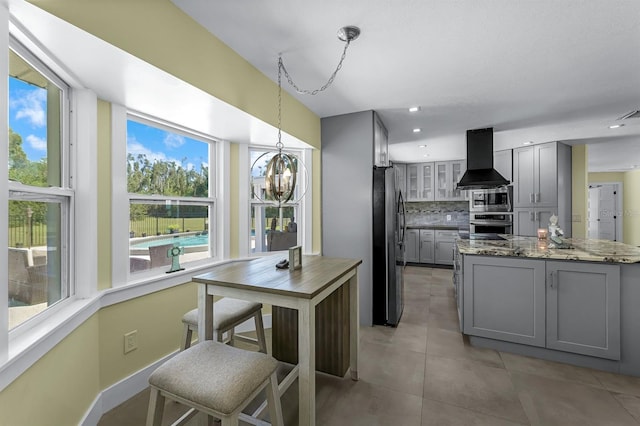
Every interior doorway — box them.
[588,182,623,242]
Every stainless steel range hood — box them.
[457,127,510,190]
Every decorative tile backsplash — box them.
[405,201,469,225]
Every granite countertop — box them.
[456,235,640,264]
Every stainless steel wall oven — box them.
[469,213,513,234]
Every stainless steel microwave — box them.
[469,186,512,212]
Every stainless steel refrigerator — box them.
[372,166,406,326]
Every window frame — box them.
[112,110,219,286]
[6,36,75,333]
[244,144,312,256]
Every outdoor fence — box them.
[8,216,47,248]
[129,216,208,238]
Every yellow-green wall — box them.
[98,285,197,389]
[0,316,101,425]
[28,0,320,149]
[2,1,323,422]
[624,171,640,246]
[571,145,588,238]
[97,100,112,291]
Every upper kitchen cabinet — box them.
[435,160,466,201]
[406,163,434,201]
[394,163,407,197]
[494,149,513,183]
[512,142,572,236]
[373,113,389,167]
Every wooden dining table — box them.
[192,254,362,426]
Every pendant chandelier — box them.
[252,25,361,207]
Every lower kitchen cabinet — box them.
[462,255,621,360]
[546,261,620,360]
[405,229,419,263]
[419,230,435,263]
[514,207,556,236]
[405,228,459,265]
[463,256,546,347]
[434,230,458,265]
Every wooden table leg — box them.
[349,272,359,380]
[197,283,214,341]
[297,302,316,426]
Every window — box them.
[126,117,215,274]
[250,148,302,253]
[7,40,71,330]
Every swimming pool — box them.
[131,234,209,249]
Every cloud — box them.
[11,89,47,127]
[164,133,185,149]
[26,135,47,151]
[127,136,180,164]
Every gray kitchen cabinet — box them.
[435,230,458,265]
[493,149,512,183]
[513,143,557,208]
[434,160,466,201]
[373,113,389,167]
[512,142,572,236]
[394,163,406,197]
[419,229,435,263]
[513,207,556,237]
[405,229,420,263]
[406,163,434,201]
[463,256,546,347]
[546,261,620,360]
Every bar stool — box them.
[181,298,267,353]
[147,341,283,426]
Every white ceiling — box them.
[172,0,640,172]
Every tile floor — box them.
[98,266,640,425]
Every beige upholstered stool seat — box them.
[147,341,283,426]
[181,298,267,353]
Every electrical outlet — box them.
[572,214,582,222]
[124,330,138,354]
[446,214,452,221]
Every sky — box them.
[8,77,48,162]
[126,120,209,172]
[8,76,209,172]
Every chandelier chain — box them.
[279,40,352,96]
[277,57,283,151]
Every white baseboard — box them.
[80,314,272,425]
[81,351,176,426]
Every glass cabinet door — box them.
[420,163,433,200]
[450,160,465,200]
[436,163,448,199]
[407,164,418,200]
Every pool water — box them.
[132,234,209,249]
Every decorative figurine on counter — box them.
[548,214,564,238]
[287,217,297,233]
[270,217,277,231]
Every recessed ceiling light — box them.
[419,144,427,148]
[409,106,420,112]
[609,124,625,129]
[413,128,421,133]
[523,141,534,145]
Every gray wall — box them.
[321,111,374,326]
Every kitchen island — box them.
[454,235,640,377]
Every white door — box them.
[588,184,619,241]
[588,186,600,239]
